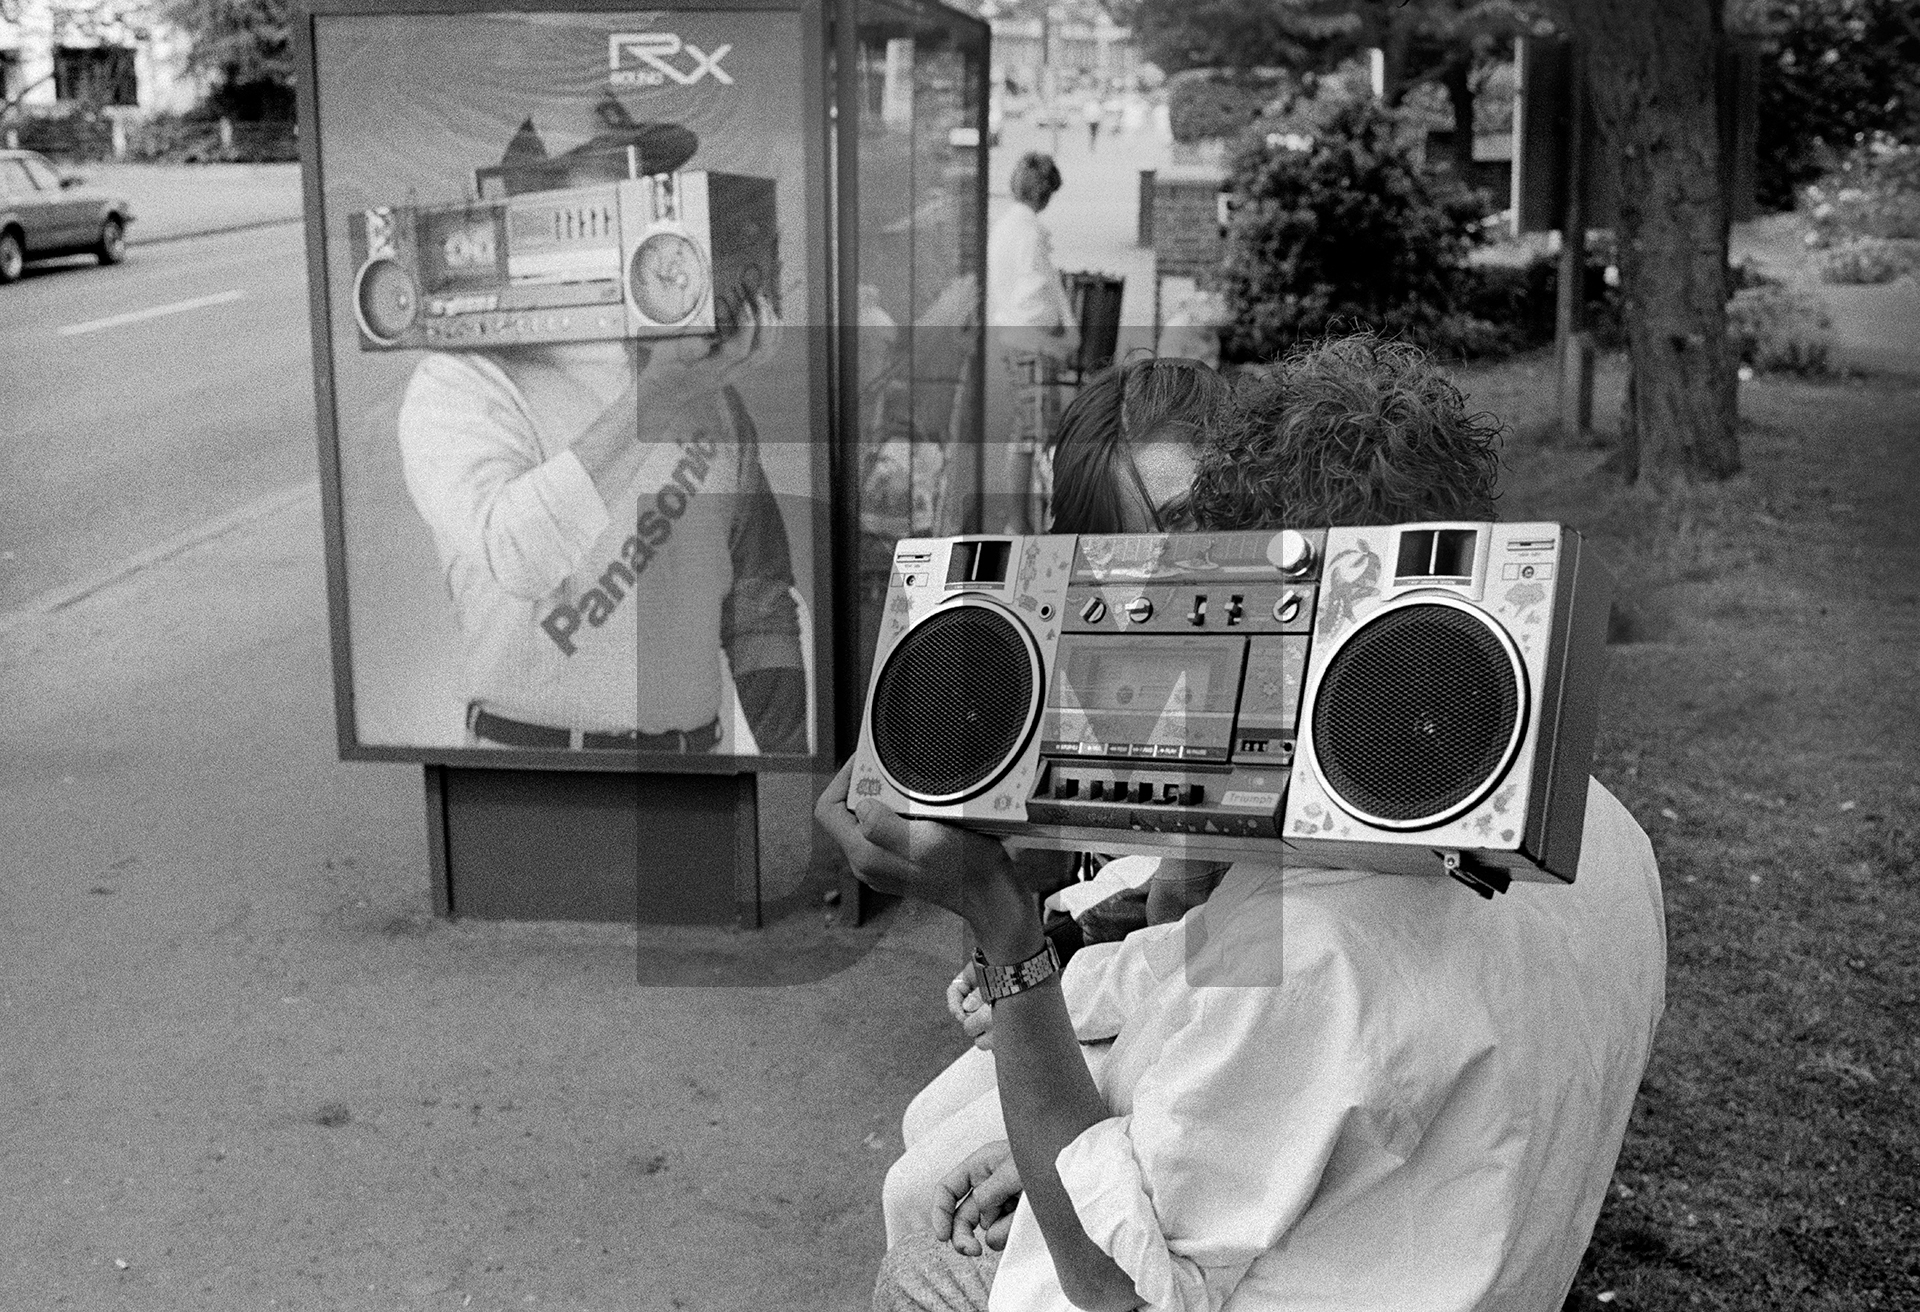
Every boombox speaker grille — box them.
[1311,603,1523,826]
[870,604,1038,802]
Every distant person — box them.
[987,152,1079,534]
[1083,96,1103,152]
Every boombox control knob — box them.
[1080,596,1108,624]
[1124,597,1154,624]
[1273,592,1303,624]
[1274,530,1317,577]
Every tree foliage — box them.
[1732,0,1920,209]
[164,0,293,117]
[1115,1,1529,96]
[1216,96,1488,361]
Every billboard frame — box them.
[293,0,836,775]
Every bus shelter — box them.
[293,0,988,932]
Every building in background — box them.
[972,1,1139,96]
[1,0,199,143]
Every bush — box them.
[1216,97,1491,363]
[1801,132,1920,247]
[1167,69,1280,145]
[6,109,114,161]
[125,110,298,163]
[1455,254,1624,354]
[1726,283,1833,374]
[1816,238,1919,283]
[1745,0,1920,211]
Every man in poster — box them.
[394,114,809,756]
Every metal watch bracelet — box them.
[973,938,1062,1004]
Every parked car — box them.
[0,149,135,283]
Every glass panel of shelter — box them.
[847,0,987,700]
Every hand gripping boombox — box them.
[347,171,778,351]
[848,523,1614,896]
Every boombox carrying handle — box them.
[1441,850,1513,900]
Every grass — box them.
[1451,349,1920,1310]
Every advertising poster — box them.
[304,2,825,767]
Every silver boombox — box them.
[347,170,778,350]
[848,523,1614,895]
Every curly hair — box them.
[1190,333,1503,530]
[1047,357,1234,533]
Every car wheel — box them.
[0,230,22,284]
[97,216,127,266]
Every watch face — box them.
[628,231,707,324]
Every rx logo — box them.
[608,32,734,87]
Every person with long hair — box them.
[873,355,1236,1256]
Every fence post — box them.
[110,114,128,160]
[219,116,234,157]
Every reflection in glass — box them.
[846,0,987,697]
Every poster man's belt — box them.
[470,706,719,754]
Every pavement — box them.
[8,144,1916,1311]
[78,161,305,246]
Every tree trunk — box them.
[1379,17,1412,106]
[1442,53,1476,184]
[1547,0,1738,486]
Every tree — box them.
[1116,1,1529,179]
[1731,0,1920,209]
[1534,0,1739,485]
[164,0,294,119]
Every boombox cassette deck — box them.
[848,524,1613,896]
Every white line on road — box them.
[57,288,248,337]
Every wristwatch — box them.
[973,938,1062,1004]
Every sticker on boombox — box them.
[348,169,778,350]
[847,524,1614,894]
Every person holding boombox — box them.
[878,356,1238,1251]
[819,334,1667,1312]
[396,112,808,756]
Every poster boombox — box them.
[848,523,1613,895]
[348,170,778,350]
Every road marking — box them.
[57,288,248,337]
[0,480,319,631]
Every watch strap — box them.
[973,938,1061,1004]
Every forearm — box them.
[973,888,1144,1312]
[568,390,648,505]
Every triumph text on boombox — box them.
[849,524,1613,894]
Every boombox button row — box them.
[1054,779,1206,806]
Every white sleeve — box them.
[397,354,611,600]
[1051,949,1383,1311]
[1059,921,1179,1042]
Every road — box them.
[0,222,315,611]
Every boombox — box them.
[847,523,1613,894]
[347,171,778,351]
